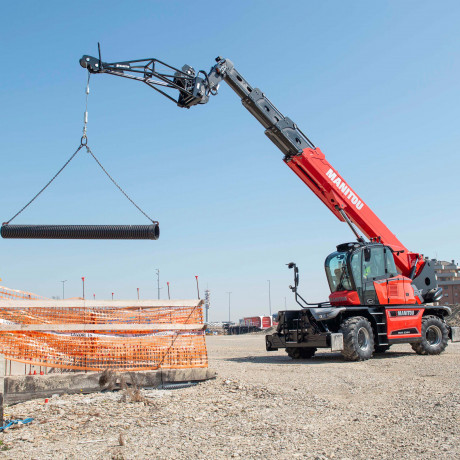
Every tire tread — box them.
[411,315,449,355]
[340,316,374,361]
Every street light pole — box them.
[61,280,67,300]
[226,291,232,323]
[81,277,85,300]
[195,275,200,299]
[204,289,210,323]
[267,280,271,316]
[155,269,160,300]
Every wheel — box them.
[339,316,375,361]
[286,348,301,359]
[374,345,391,354]
[286,347,317,359]
[411,315,449,355]
[299,348,317,359]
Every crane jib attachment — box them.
[79,53,423,278]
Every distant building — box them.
[433,259,460,305]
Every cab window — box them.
[384,248,398,277]
[350,251,362,289]
[362,246,385,281]
[325,251,353,292]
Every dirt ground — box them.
[1,335,459,459]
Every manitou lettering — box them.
[326,169,364,210]
[389,310,419,317]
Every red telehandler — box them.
[80,50,459,360]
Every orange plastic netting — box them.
[0,285,46,300]
[0,286,208,371]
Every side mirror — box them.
[364,247,371,262]
[287,262,299,290]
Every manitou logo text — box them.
[325,169,364,210]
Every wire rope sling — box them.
[1,73,159,241]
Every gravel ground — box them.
[0,336,459,459]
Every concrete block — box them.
[4,367,216,404]
[330,333,344,352]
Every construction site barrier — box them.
[0,286,46,301]
[0,289,207,371]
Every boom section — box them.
[210,59,417,275]
[209,58,316,157]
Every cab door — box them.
[383,248,408,304]
[362,246,386,305]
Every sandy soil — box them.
[1,336,459,459]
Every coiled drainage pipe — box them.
[1,224,160,240]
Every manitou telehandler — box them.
[80,50,459,361]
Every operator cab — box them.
[325,242,404,306]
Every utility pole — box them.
[267,280,271,316]
[204,289,210,323]
[195,275,200,299]
[226,291,232,323]
[81,277,85,300]
[61,280,67,300]
[167,282,170,300]
[155,269,160,300]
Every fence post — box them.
[0,354,5,426]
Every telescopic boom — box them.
[80,53,423,278]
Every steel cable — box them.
[3,71,159,239]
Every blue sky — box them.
[1,1,459,321]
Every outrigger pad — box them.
[1,224,159,240]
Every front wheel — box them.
[411,316,449,355]
[286,347,317,359]
[340,316,375,361]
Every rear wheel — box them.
[286,347,317,359]
[340,316,375,361]
[411,315,449,355]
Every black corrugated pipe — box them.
[0,224,160,240]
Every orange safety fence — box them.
[0,287,208,371]
[0,285,47,300]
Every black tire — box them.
[286,348,301,359]
[340,316,375,361]
[286,347,317,359]
[299,348,317,359]
[411,315,449,355]
[374,345,391,354]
